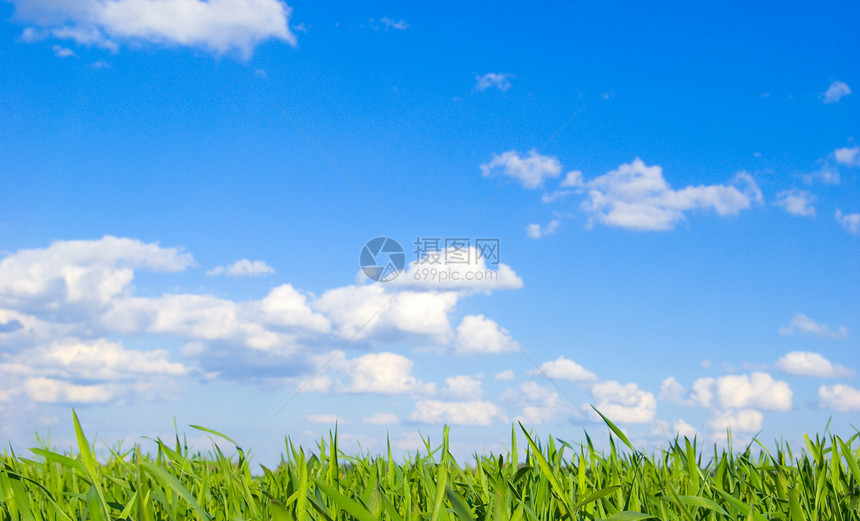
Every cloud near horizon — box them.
[0,236,524,410]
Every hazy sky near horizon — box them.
[1,0,858,462]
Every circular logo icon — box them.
[360,237,405,282]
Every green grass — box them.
[1,411,859,520]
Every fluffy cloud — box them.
[589,380,657,423]
[332,352,434,395]
[834,146,860,167]
[0,236,192,309]
[206,259,275,277]
[495,369,515,380]
[774,190,816,217]
[22,377,116,404]
[779,314,848,339]
[531,356,597,382]
[480,150,562,189]
[659,377,686,404]
[410,399,506,426]
[712,373,792,411]
[688,378,715,407]
[673,373,791,411]
[363,412,399,425]
[573,160,762,231]
[823,81,852,103]
[672,419,698,438]
[314,285,457,344]
[775,351,854,378]
[103,284,330,363]
[475,73,513,93]
[454,315,517,355]
[506,381,576,425]
[836,210,860,235]
[818,384,860,411]
[0,338,187,380]
[708,409,763,434]
[12,0,296,58]
[0,337,187,406]
[438,375,483,399]
[653,418,698,439]
[0,237,527,405]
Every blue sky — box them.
[1,0,859,463]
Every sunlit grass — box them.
[1,410,859,520]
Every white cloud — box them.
[673,419,698,438]
[454,315,517,355]
[0,236,192,308]
[688,377,715,407]
[0,336,188,406]
[659,377,686,404]
[589,380,656,423]
[314,284,457,343]
[23,377,115,404]
[530,356,597,382]
[305,414,345,424]
[494,369,515,380]
[259,284,330,331]
[379,17,408,30]
[779,313,848,339]
[505,381,576,425]
[775,351,854,378]
[774,190,816,217]
[708,409,763,434]
[836,209,860,235]
[410,399,506,426]
[526,219,560,239]
[573,160,761,231]
[475,73,513,93]
[438,375,483,399]
[480,150,562,189]
[819,384,860,411]
[834,146,860,167]
[363,412,399,425]
[712,373,792,411]
[12,0,296,58]
[653,418,698,439]
[52,44,74,57]
[0,338,187,380]
[333,352,434,396]
[206,259,274,277]
[0,236,528,400]
[682,374,791,411]
[105,288,329,354]
[823,81,851,103]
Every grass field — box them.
[1,410,859,520]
